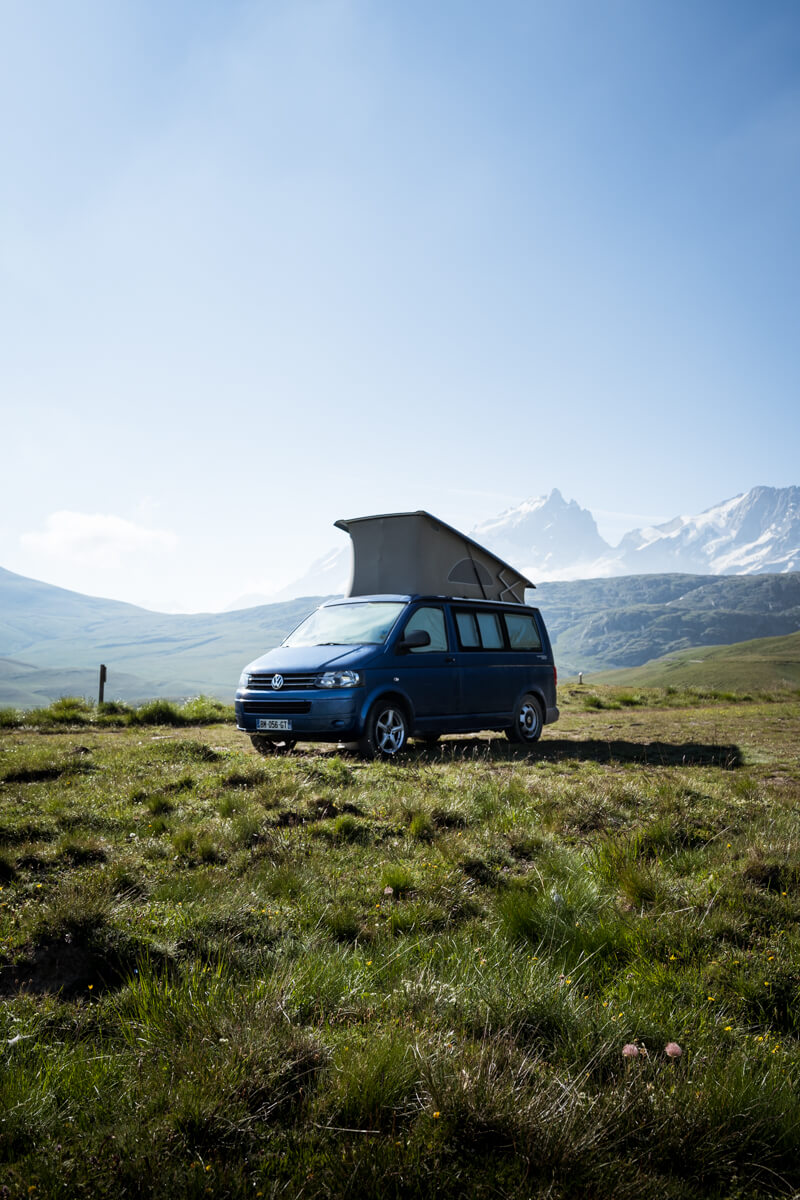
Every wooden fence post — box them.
[98,664,107,705]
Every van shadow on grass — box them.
[0,931,168,1000]
[0,940,136,999]
[407,736,743,769]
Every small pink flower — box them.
[622,1043,639,1058]
[665,1041,683,1059]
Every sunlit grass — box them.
[0,691,799,1196]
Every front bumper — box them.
[235,688,363,739]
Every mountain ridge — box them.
[486,484,800,583]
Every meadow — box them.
[1,686,799,1198]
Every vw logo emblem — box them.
[271,674,284,690]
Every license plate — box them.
[257,718,292,731]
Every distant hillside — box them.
[535,573,800,676]
[0,566,324,707]
[587,630,800,691]
[0,658,163,710]
[2,565,800,706]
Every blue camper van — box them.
[235,593,558,758]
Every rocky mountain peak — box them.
[472,491,611,579]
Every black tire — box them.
[505,694,543,745]
[250,734,297,756]
[358,700,409,760]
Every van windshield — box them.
[284,601,407,647]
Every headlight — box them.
[238,671,250,689]
[316,670,362,689]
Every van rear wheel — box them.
[250,734,297,755]
[505,694,543,745]
[358,700,409,760]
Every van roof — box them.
[322,594,538,611]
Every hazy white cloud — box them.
[21,512,178,568]
[593,508,670,526]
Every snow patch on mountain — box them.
[616,487,800,576]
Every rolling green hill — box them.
[0,567,324,706]
[588,629,800,690]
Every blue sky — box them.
[2,0,799,611]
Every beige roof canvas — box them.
[334,511,534,604]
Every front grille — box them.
[242,700,311,715]
[247,672,318,690]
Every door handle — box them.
[445,656,456,664]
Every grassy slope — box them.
[1,694,800,1198]
[589,629,800,690]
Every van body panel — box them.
[243,643,375,676]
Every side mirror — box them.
[398,629,431,652]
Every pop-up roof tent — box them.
[334,511,534,604]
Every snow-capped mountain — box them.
[614,486,800,576]
[472,488,612,580]
[474,486,800,581]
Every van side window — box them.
[455,611,480,648]
[476,611,504,649]
[455,609,504,650]
[403,606,448,652]
[504,612,543,650]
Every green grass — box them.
[0,694,235,730]
[1,693,800,1197]
[587,629,800,691]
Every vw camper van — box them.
[235,593,558,758]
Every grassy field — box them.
[1,688,800,1198]
[589,630,800,691]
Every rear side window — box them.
[504,612,543,650]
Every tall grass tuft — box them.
[319,1033,420,1130]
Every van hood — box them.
[243,643,379,674]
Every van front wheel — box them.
[506,694,543,745]
[358,701,409,759]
